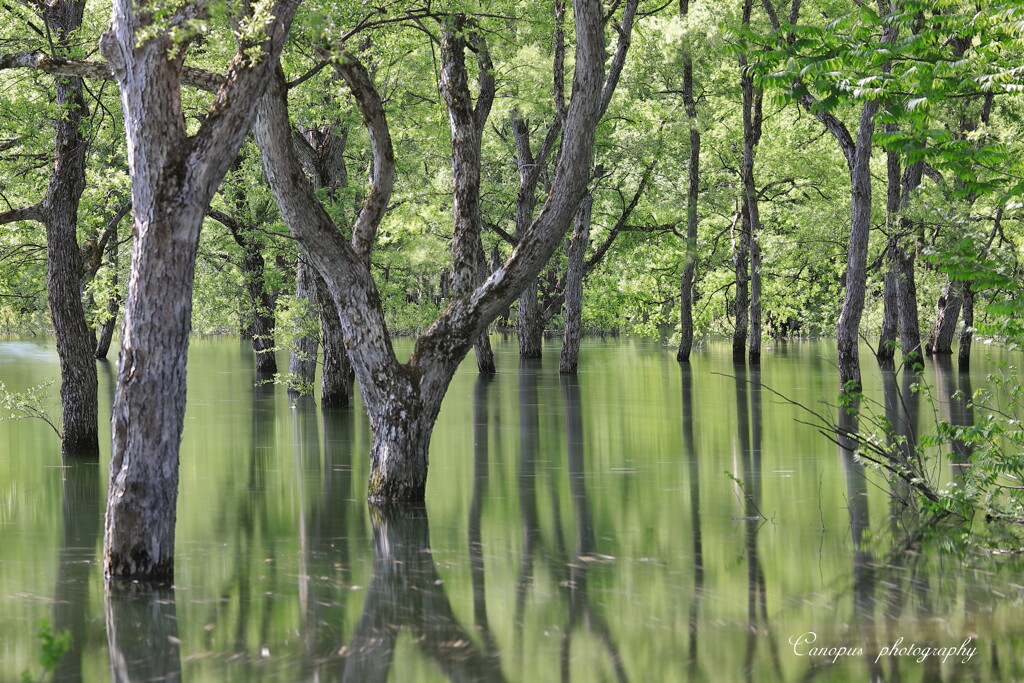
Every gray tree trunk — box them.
[253,0,613,503]
[288,255,319,397]
[927,279,963,356]
[559,193,592,374]
[732,203,750,363]
[512,112,546,360]
[676,0,700,363]
[439,19,496,374]
[40,0,98,457]
[738,6,764,367]
[101,0,298,580]
[835,99,880,391]
[958,286,973,369]
[316,272,352,408]
[891,236,923,369]
[878,270,898,370]
[95,216,120,360]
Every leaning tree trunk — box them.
[288,255,319,397]
[101,0,298,580]
[560,193,592,374]
[41,0,98,457]
[927,278,963,356]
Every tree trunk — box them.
[732,202,750,363]
[676,0,700,363]
[836,100,880,391]
[927,279,963,356]
[739,0,764,367]
[560,193,592,374]
[891,236,923,369]
[253,0,609,503]
[439,20,497,375]
[40,0,98,457]
[95,216,120,360]
[316,272,352,408]
[511,114,547,361]
[101,0,298,580]
[288,255,319,397]
[877,270,898,369]
[958,286,973,370]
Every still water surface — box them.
[2,336,1024,681]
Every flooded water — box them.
[2,336,1024,681]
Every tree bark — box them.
[891,234,923,369]
[927,279,963,356]
[878,270,898,370]
[39,0,98,457]
[101,0,298,580]
[316,272,353,407]
[738,2,764,366]
[958,285,973,370]
[95,214,120,360]
[560,193,592,374]
[732,202,750,363]
[511,113,547,360]
[676,0,700,363]
[288,254,319,397]
[253,0,609,503]
[440,18,496,374]
[835,99,880,391]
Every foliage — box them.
[0,380,59,436]
[19,620,71,683]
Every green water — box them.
[2,336,1024,681]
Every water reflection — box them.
[731,366,779,681]
[104,582,182,681]
[53,457,101,682]
[680,365,703,675]
[343,504,505,682]
[469,375,499,659]
[560,375,628,682]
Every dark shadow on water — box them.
[470,374,500,661]
[342,504,506,682]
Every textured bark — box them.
[732,202,750,363]
[891,235,923,369]
[835,99,880,391]
[440,19,496,374]
[559,193,592,374]
[927,279,963,356]
[95,215,120,360]
[511,114,546,360]
[738,3,764,367]
[877,270,898,369]
[676,0,700,363]
[254,0,608,502]
[316,272,352,407]
[288,255,319,397]
[39,0,98,457]
[212,206,279,376]
[101,0,298,580]
[958,286,973,370]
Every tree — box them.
[0,0,98,456]
[101,0,300,580]
[253,0,624,501]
